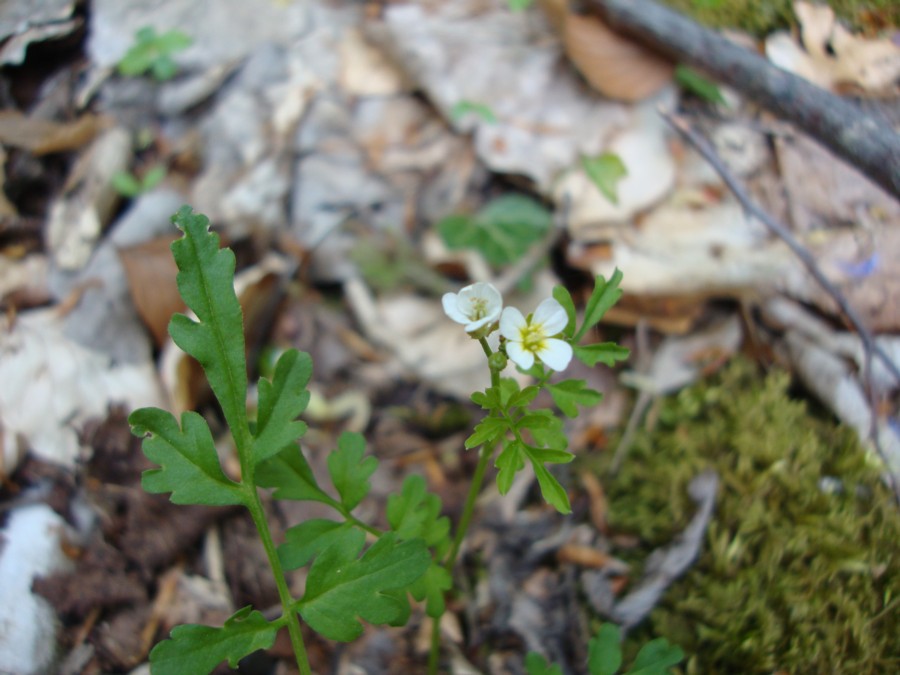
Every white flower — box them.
[500,298,572,371]
[442,282,503,334]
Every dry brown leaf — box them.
[0,111,108,155]
[118,236,182,348]
[766,1,900,94]
[542,1,674,101]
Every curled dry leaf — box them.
[541,0,674,101]
[766,1,900,94]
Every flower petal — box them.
[442,293,468,324]
[506,341,534,370]
[500,306,526,339]
[537,338,573,371]
[464,315,494,333]
[533,298,568,336]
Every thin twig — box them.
[660,110,900,505]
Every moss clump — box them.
[660,0,899,37]
[600,358,900,674]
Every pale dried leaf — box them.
[339,27,412,96]
[0,111,107,155]
[0,310,165,473]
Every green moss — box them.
[598,358,900,674]
[659,0,899,36]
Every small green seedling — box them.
[582,153,628,205]
[674,65,727,105]
[437,193,552,267]
[451,100,498,124]
[112,165,167,198]
[526,623,684,675]
[117,26,192,81]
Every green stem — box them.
[428,341,501,674]
[245,489,312,675]
[444,441,495,571]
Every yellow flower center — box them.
[469,297,490,320]
[520,322,546,353]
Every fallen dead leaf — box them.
[541,0,674,102]
[766,1,900,95]
[0,111,108,155]
[118,235,182,348]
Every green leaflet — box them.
[574,343,631,368]
[530,460,570,514]
[251,349,312,468]
[298,532,430,642]
[117,26,192,81]
[627,638,685,675]
[547,379,603,418]
[528,623,683,675]
[130,408,244,506]
[524,652,564,675]
[588,623,623,675]
[327,432,378,511]
[465,416,508,449]
[450,100,498,124]
[148,607,277,674]
[582,153,628,205]
[552,285,577,338]
[495,440,525,494]
[675,65,726,105]
[168,206,249,442]
[437,194,552,266]
[577,270,624,341]
[386,475,451,551]
[255,444,332,505]
[279,519,354,570]
[507,385,541,411]
[409,562,453,618]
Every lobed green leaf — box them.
[465,416,508,450]
[531,460,571,514]
[255,445,332,504]
[148,606,277,675]
[627,638,684,675]
[582,153,628,205]
[168,206,249,442]
[437,194,551,266]
[495,440,525,494]
[130,408,244,506]
[471,387,500,410]
[522,411,568,451]
[577,270,624,341]
[327,432,378,511]
[507,385,541,410]
[588,623,623,675]
[386,475,451,551]
[548,379,603,418]
[524,652,564,675]
[251,349,312,468]
[299,533,430,642]
[525,446,574,465]
[409,562,453,618]
[552,285,577,338]
[574,343,630,368]
[279,519,356,570]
